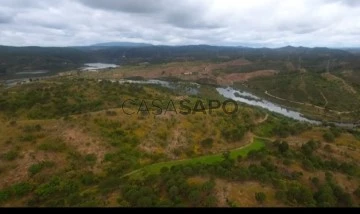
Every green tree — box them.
[278,141,289,153]
[168,186,179,199]
[315,184,337,207]
[286,183,315,206]
[136,196,152,207]
[188,190,201,205]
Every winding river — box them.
[115,79,358,128]
[216,87,321,125]
[3,76,357,128]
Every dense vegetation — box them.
[1,44,359,79]
[0,67,360,207]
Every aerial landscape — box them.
[1,0,360,207]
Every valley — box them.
[1,52,360,206]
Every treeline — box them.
[0,44,358,78]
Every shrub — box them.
[255,192,266,204]
[323,131,335,143]
[200,138,214,148]
[38,140,66,152]
[11,182,33,197]
[84,154,97,163]
[0,190,11,203]
[353,186,360,198]
[28,161,55,176]
[1,150,18,161]
[19,134,36,142]
[23,124,42,132]
[278,141,289,153]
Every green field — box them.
[125,137,267,179]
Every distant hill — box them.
[91,42,153,47]
[0,44,359,79]
[0,46,92,79]
[341,48,360,54]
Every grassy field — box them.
[125,137,267,179]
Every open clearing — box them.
[124,137,267,179]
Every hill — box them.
[0,44,359,79]
[91,42,153,47]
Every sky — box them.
[0,0,360,47]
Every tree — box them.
[168,186,179,199]
[136,196,153,207]
[286,183,315,206]
[311,177,320,187]
[353,186,360,198]
[188,190,201,205]
[255,192,266,204]
[278,141,289,153]
[301,144,314,157]
[315,184,337,207]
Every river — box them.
[115,79,357,128]
[82,63,119,71]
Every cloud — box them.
[76,0,167,13]
[0,14,12,24]
[0,0,359,47]
[77,0,221,29]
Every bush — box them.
[80,172,98,186]
[0,190,11,203]
[19,134,36,142]
[1,150,18,161]
[278,141,289,153]
[84,154,97,163]
[323,131,335,143]
[200,138,214,148]
[11,182,33,197]
[221,125,246,142]
[28,161,55,176]
[255,192,266,204]
[286,183,315,206]
[23,124,42,132]
[38,140,66,152]
[354,186,360,198]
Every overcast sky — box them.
[0,0,360,47]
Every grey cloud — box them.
[0,14,13,24]
[165,12,222,29]
[0,0,51,9]
[277,23,321,34]
[0,0,360,47]
[77,0,167,13]
[77,0,220,29]
[335,0,360,6]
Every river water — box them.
[216,87,321,124]
[3,75,357,128]
[216,87,358,128]
[82,63,119,71]
[116,79,357,128]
